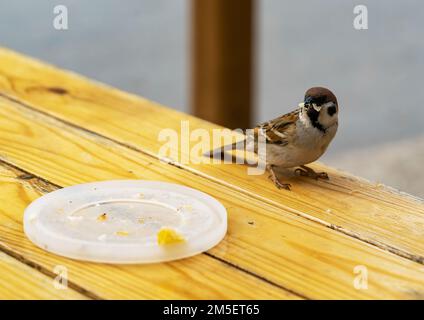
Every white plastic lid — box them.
[23,180,227,264]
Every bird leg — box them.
[295,165,329,180]
[267,165,291,190]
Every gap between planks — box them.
[0,159,99,300]
[0,250,87,299]
[0,240,101,300]
[1,93,424,298]
[0,158,307,300]
[0,92,423,265]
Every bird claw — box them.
[295,168,308,177]
[317,172,329,180]
[295,168,329,180]
[268,175,291,190]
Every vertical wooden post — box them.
[191,0,254,129]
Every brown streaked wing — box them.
[255,109,300,146]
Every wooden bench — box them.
[0,47,423,299]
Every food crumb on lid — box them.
[97,213,108,222]
[115,230,129,236]
[157,228,185,245]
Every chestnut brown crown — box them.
[304,87,338,107]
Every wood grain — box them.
[0,251,87,299]
[0,97,423,299]
[0,163,293,300]
[0,48,422,265]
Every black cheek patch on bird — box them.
[307,107,319,122]
[327,106,337,116]
[307,107,326,133]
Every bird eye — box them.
[327,106,337,116]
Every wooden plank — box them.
[0,251,87,299]
[0,98,423,299]
[0,163,293,300]
[191,0,253,128]
[0,48,422,264]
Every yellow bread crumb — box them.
[115,231,129,236]
[157,228,185,245]
[97,213,108,222]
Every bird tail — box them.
[203,140,246,160]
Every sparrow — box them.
[208,87,339,190]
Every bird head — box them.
[302,87,339,131]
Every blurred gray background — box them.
[1,0,423,197]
